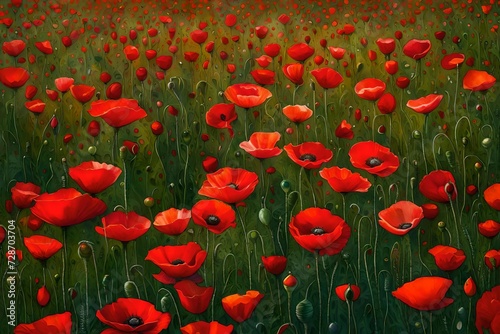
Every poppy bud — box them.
[167,105,178,116]
[106,82,122,99]
[444,182,455,195]
[258,208,271,226]
[280,180,291,193]
[143,197,154,207]
[136,67,147,81]
[50,116,58,130]
[78,241,93,259]
[182,130,191,144]
[87,120,101,137]
[463,277,476,297]
[68,287,77,300]
[296,298,313,324]
[438,221,446,229]
[151,121,164,136]
[482,137,492,148]
[344,284,354,301]
[88,146,97,155]
[102,274,111,289]
[202,156,218,173]
[37,285,50,307]
[283,273,297,293]
[124,280,139,298]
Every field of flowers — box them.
[1,0,500,333]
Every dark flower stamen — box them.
[205,215,220,226]
[311,227,325,235]
[227,182,238,189]
[126,316,144,327]
[399,223,412,229]
[366,157,382,167]
[220,114,227,121]
[300,154,317,161]
[171,259,185,265]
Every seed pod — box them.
[258,208,271,226]
[280,180,291,193]
[482,137,492,148]
[124,281,138,298]
[296,298,314,324]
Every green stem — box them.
[315,252,322,332]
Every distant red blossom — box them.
[282,105,313,123]
[349,141,399,177]
[378,201,424,236]
[2,39,26,57]
[403,39,431,60]
[319,166,371,193]
[476,285,500,334]
[484,184,500,211]
[406,94,443,114]
[0,67,30,88]
[310,67,343,89]
[261,255,287,275]
[153,208,191,236]
[95,211,151,242]
[282,63,304,85]
[87,98,147,128]
[354,78,386,101]
[284,142,333,169]
[70,84,95,103]
[287,43,315,62]
[224,83,272,109]
[11,182,40,209]
[419,170,456,203]
[198,167,258,204]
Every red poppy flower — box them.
[31,188,106,227]
[250,69,275,85]
[419,170,457,203]
[476,285,500,334]
[441,53,465,70]
[396,76,410,89]
[96,211,151,242]
[24,235,63,261]
[384,60,399,75]
[239,132,282,159]
[69,161,122,194]
[221,290,264,323]
[156,55,173,71]
[70,84,95,103]
[484,250,500,270]
[14,312,72,334]
[485,184,500,210]
[479,220,500,238]
[282,105,313,123]
[287,43,315,62]
[54,77,74,93]
[184,52,199,62]
[87,98,147,128]
[349,141,399,177]
[198,167,259,204]
[105,82,122,100]
[289,207,351,256]
[335,284,361,301]
[3,40,26,57]
[402,39,432,60]
[0,67,29,88]
[407,94,443,114]
[310,67,343,89]
[202,156,218,173]
[181,321,233,334]
[376,38,396,56]
[192,199,236,234]
[11,182,41,209]
[25,99,45,114]
[96,298,171,333]
[153,208,191,236]
[428,245,466,271]
[36,285,50,306]
[377,93,396,114]
[328,47,346,60]
[335,120,354,139]
[145,242,207,284]
[224,83,272,109]
[319,166,371,193]
[255,55,272,68]
[378,201,424,236]
[284,142,333,169]
[190,30,208,44]
[264,43,281,57]
[174,280,213,314]
[206,103,237,135]
[282,63,304,85]
[392,276,454,311]
[25,85,37,100]
[35,41,53,55]
[123,45,139,61]
[354,78,386,101]
[422,203,439,220]
[255,26,268,39]
[463,70,496,91]
[464,277,476,297]
[261,255,287,275]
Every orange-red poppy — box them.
[250,69,275,85]
[396,76,410,89]
[156,55,173,71]
[378,201,424,236]
[25,99,45,114]
[123,45,139,61]
[0,67,29,89]
[484,184,500,210]
[95,211,151,242]
[310,67,343,89]
[384,60,398,75]
[206,103,237,135]
[282,105,313,123]
[335,284,361,301]
[376,38,396,56]
[287,43,315,61]
[35,41,53,55]
[402,39,431,60]
[463,70,496,91]
[184,51,199,62]
[419,170,457,203]
[11,182,40,209]
[264,43,281,57]
[476,286,500,334]
[14,312,72,334]
[421,203,439,220]
[284,142,333,169]
[88,98,147,128]
[479,220,500,238]
[255,55,272,68]
[36,285,50,306]
[69,161,122,194]
[153,208,191,236]
[174,280,213,314]
[96,298,171,333]
[319,166,371,193]
[282,63,304,85]
[54,77,74,93]
[354,78,386,101]
[2,39,26,57]
[23,235,63,261]
[428,245,466,271]
[198,167,259,204]
[25,85,37,100]
[441,53,465,70]
[221,290,264,323]
[239,132,282,159]
[145,242,207,284]
[377,93,396,114]
[392,276,453,311]
[180,321,233,334]
[31,188,107,227]
[190,29,208,44]
[289,207,351,256]
[406,94,443,114]
[224,83,272,109]
[484,249,500,270]
[349,141,399,177]
[191,199,236,234]
[70,84,95,103]
[261,255,287,275]
[335,119,354,139]
[328,47,346,60]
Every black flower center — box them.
[171,259,185,265]
[366,157,382,167]
[220,114,227,121]
[311,227,325,235]
[206,215,221,226]
[126,316,143,327]
[227,182,238,189]
[300,154,317,162]
[399,223,412,230]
